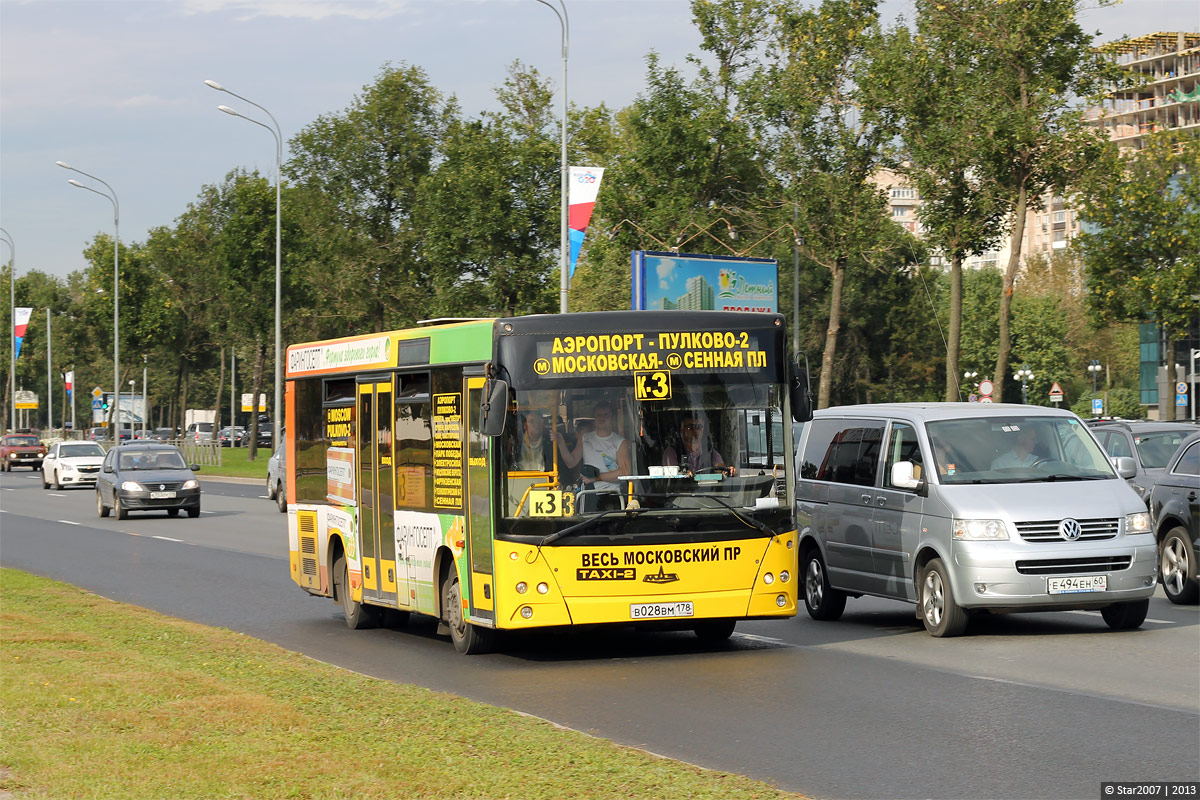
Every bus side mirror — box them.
[790,365,813,423]
[480,379,509,437]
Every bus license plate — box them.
[150,491,176,499]
[1048,575,1106,594]
[629,601,694,620]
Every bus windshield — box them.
[500,378,790,532]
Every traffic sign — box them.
[91,399,103,410]
[1178,394,1189,407]
[92,386,103,399]
[979,397,993,404]
[1177,382,1189,395]
[978,379,994,397]
[1092,398,1104,415]
[1049,381,1064,399]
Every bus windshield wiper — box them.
[538,506,655,547]
[669,493,777,536]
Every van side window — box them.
[1101,432,1133,459]
[801,418,885,487]
[885,423,922,486]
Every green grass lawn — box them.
[201,444,273,480]
[0,569,804,800]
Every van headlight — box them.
[953,519,1008,541]
[1124,512,1151,535]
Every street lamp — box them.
[128,379,135,439]
[534,0,569,313]
[205,79,282,451]
[1015,365,1035,405]
[58,161,119,442]
[0,226,14,432]
[1087,359,1102,416]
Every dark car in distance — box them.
[1089,420,1198,504]
[96,442,201,520]
[1150,431,1199,604]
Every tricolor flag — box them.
[65,370,74,400]
[13,307,31,360]
[568,166,605,278]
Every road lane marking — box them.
[56,520,81,526]
[732,633,789,645]
[1066,609,1174,625]
[152,536,183,542]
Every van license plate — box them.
[1048,575,1106,594]
[630,601,694,619]
[150,491,176,499]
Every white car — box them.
[42,441,107,490]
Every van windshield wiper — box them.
[538,506,655,547]
[1017,474,1088,483]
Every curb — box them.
[198,474,265,486]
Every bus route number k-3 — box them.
[635,370,672,401]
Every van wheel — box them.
[920,558,968,637]
[97,490,110,518]
[442,570,496,654]
[334,554,378,629]
[1101,599,1149,630]
[1160,527,1199,604]
[803,549,846,621]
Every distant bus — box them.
[284,311,811,653]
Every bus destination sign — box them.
[529,330,770,380]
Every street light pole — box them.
[142,355,148,439]
[205,79,283,451]
[46,308,52,434]
[1016,365,1034,406]
[57,162,119,442]
[534,0,569,313]
[1087,359,1102,416]
[0,227,14,432]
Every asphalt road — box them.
[2,466,1198,800]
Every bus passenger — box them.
[663,414,734,476]
[512,412,554,472]
[558,401,630,491]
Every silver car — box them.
[795,403,1157,637]
[266,442,286,513]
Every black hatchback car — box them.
[1150,431,1199,605]
[96,443,201,519]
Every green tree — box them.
[1076,131,1200,418]
[945,0,1116,400]
[286,63,453,332]
[869,3,1007,400]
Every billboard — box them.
[631,251,778,313]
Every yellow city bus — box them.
[285,311,811,653]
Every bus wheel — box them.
[442,571,496,655]
[693,619,736,642]
[334,554,378,630]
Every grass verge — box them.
[201,445,272,480]
[0,568,803,800]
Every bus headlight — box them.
[536,582,549,595]
[520,606,533,619]
[779,570,790,583]
[516,582,528,594]
[763,572,775,585]
[776,594,787,607]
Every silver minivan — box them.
[795,403,1157,636]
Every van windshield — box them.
[927,415,1115,485]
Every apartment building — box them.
[1090,31,1200,151]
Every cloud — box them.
[181,0,418,21]
[116,94,180,109]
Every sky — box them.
[2,0,1198,281]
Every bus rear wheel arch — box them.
[334,553,378,630]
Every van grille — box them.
[1015,556,1132,575]
[1016,517,1119,542]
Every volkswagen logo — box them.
[1059,518,1082,541]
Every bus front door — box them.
[357,380,398,607]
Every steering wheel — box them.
[694,466,733,477]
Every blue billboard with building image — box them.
[631,251,778,313]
